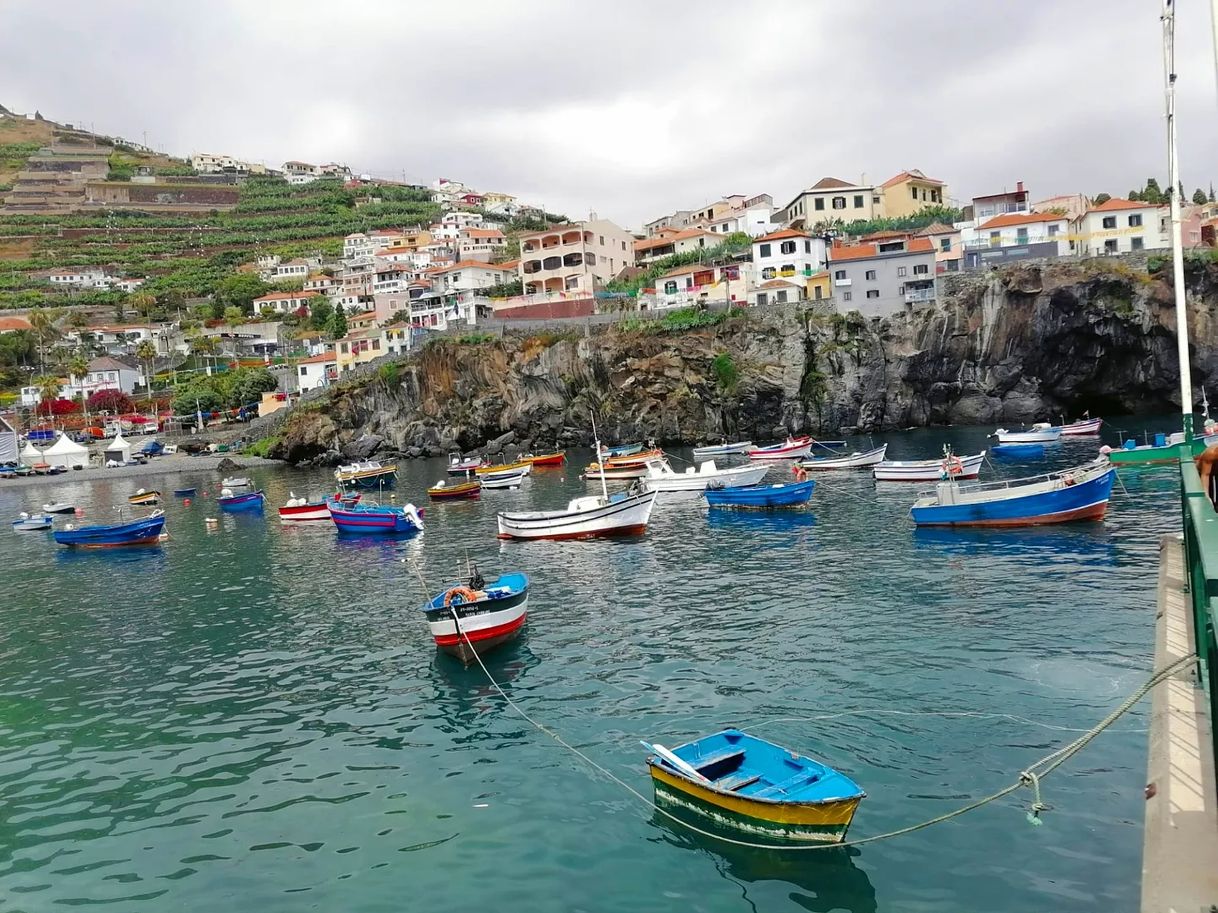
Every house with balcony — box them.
[517,219,635,296]
[304,273,339,295]
[457,227,506,262]
[704,194,775,237]
[829,238,936,318]
[269,258,311,283]
[252,290,320,316]
[347,309,378,332]
[966,181,1030,223]
[750,229,827,288]
[774,178,884,228]
[651,262,747,310]
[1072,198,1170,256]
[296,352,337,392]
[372,261,410,295]
[335,327,383,374]
[879,170,948,219]
[433,260,516,303]
[963,212,1071,269]
[373,286,430,326]
[633,228,716,264]
[749,278,808,307]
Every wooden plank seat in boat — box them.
[714,772,763,792]
[693,748,746,777]
[750,770,824,800]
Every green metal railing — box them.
[1179,455,1218,758]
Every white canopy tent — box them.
[19,441,43,466]
[43,433,89,470]
[104,433,132,465]
[0,415,16,464]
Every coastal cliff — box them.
[266,257,1218,464]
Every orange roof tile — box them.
[859,229,911,241]
[0,316,33,332]
[464,228,504,239]
[979,211,1069,229]
[755,228,811,243]
[495,259,520,271]
[809,177,856,190]
[297,353,337,364]
[634,228,713,252]
[829,237,933,261]
[757,278,804,289]
[254,290,320,301]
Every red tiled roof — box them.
[859,229,911,241]
[979,212,1068,229]
[829,237,933,261]
[350,310,377,319]
[0,316,33,332]
[464,228,504,239]
[754,228,810,243]
[1086,197,1162,214]
[297,353,336,364]
[881,169,945,189]
[495,259,520,271]
[757,278,804,289]
[635,228,713,252]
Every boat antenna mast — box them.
[1163,0,1194,439]
[589,409,610,502]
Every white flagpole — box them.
[1164,0,1194,437]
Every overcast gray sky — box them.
[2,0,1215,227]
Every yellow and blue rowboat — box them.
[644,728,864,843]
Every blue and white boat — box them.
[691,440,753,460]
[53,511,166,548]
[704,479,815,509]
[909,458,1115,528]
[327,497,424,535]
[991,443,1045,459]
[217,489,265,512]
[12,512,53,531]
[421,569,529,664]
[173,487,197,497]
[600,442,643,458]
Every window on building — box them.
[832,196,846,209]
[1131,237,1144,250]
[762,267,776,279]
[865,269,877,280]
[843,291,852,301]
[664,281,678,294]
[913,264,929,275]
[814,198,825,211]
[989,232,1001,247]
[776,290,789,303]
[756,292,768,306]
[372,339,380,350]
[1128,214,1143,227]
[940,238,951,251]
[599,236,605,245]
[780,264,795,275]
[780,240,796,254]
[911,187,918,200]
[759,243,771,257]
[1047,224,1059,237]
[834,270,846,280]
[621,241,626,250]
[854,195,864,208]
[873,195,882,205]
[585,252,596,265]
[1016,229,1028,244]
[897,266,907,276]
[1104,239,1119,253]
[804,240,811,253]
[1102,216,1117,229]
[866,290,880,299]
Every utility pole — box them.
[1163,0,1193,434]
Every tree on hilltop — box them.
[1194,188,1209,205]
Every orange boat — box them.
[524,451,566,467]
[427,478,482,500]
[604,448,664,468]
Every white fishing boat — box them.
[641,458,770,493]
[873,450,986,483]
[691,441,753,460]
[797,444,888,471]
[992,423,1061,444]
[221,476,251,488]
[12,512,53,532]
[41,502,77,514]
[278,493,332,522]
[481,469,528,490]
[582,462,651,481]
[497,487,657,539]
[1056,416,1103,436]
[448,453,484,474]
[747,436,814,461]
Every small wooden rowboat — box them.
[600,442,643,458]
[992,423,1061,444]
[691,440,753,460]
[497,488,656,540]
[128,489,161,506]
[54,511,165,548]
[41,502,77,514]
[421,570,528,663]
[797,444,888,471]
[12,513,54,531]
[747,436,813,461]
[1056,416,1103,436]
[428,478,482,500]
[278,493,332,521]
[603,448,664,467]
[448,453,484,474]
[481,470,527,489]
[872,450,985,482]
[172,488,197,497]
[644,729,865,843]
[327,497,423,535]
[704,479,815,509]
[217,489,265,512]
[476,460,533,478]
[523,451,566,466]
[582,461,651,481]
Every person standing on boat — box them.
[1196,443,1218,507]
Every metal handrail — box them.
[1179,457,1218,763]
[913,458,1107,498]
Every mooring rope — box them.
[454,612,1195,851]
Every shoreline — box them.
[0,454,286,489]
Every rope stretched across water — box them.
[452,609,1195,851]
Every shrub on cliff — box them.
[711,352,739,393]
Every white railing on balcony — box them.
[834,278,852,287]
[904,288,936,303]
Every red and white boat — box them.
[497,487,657,539]
[421,571,529,664]
[448,453,485,475]
[747,436,813,461]
[279,492,341,522]
[1056,416,1103,436]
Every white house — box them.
[750,229,826,285]
[433,260,516,303]
[253,290,320,316]
[296,353,337,392]
[343,232,376,260]
[960,211,1072,269]
[373,261,410,295]
[269,259,310,283]
[1072,198,1169,256]
[45,266,109,289]
[457,227,506,262]
[634,228,717,265]
[63,356,144,399]
[651,262,748,309]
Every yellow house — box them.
[880,170,948,219]
[382,229,433,254]
[335,328,384,374]
[805,270,832,303]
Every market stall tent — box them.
[104,433,132,465]
[43,433,89,469]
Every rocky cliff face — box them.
[268,258,1218,464]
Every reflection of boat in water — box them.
[705,507,817,533]
[911,519,1118,563]
[648,808,878,913]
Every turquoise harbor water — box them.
[0,425,1182,912]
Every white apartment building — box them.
[751,229,826,285]
[1072,199,1169,256]
[296,353,337,392]
[189,153,266,174]
[774,178,883,227]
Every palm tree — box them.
[66,354,89,384]
[134,339,157,393]
[34,374,61,405]
[26,308,63,375]
[129,292,157,320]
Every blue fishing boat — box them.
[217,489,265,512]
[421,568,529,663]
[991,443,1045,459]
[12,513,54,531]
[173,487,197,497]
[643,729,865,844]
[909,458,1115,528]
[600,442,643,458]
[327,497,423,535]
[53,511,166,548]
[704,479,815,509]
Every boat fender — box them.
[942,455,964,477]
[444,586,479,606]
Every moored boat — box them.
[1056,416,1103,436]
[600,442,643,458]
[704,479,815,509]
[12,512,54,531]
[991,443,1045,459]
[278,493,332,521]
[428,478,482,500]
[476,460,533,478]
[41,502,77,514]
[1104,432,1212,466]
[217,489,265,512]
[327,497,423,535]
[641,458,770,493]
[691,441,753,460]
[497,487,657,540]
[334,460,398,488]
[481,469,527,490]
[797,444,888,471]
[53,511,166,548]
[523,451,566,466]
[747,436,813,461]
[128,489,161,506]
[872,450,985,482]
[421,569,528,663]
[582,461,651,481]
[909,458,1115,528]
[644,728,865,844]
[992,423,1061,444]
[448,453,484,474]
[220,476,250,488]
[172,487,197,497]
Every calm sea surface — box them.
[0,422,1184,912]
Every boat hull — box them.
[798,445,888,471]
[1058,418,1103,436]
[278,502,330,521]
[910,464,1115,528]
[648,764,861,844]
[497,491,656,540]
[128,492,161,506]
[53,514,166,548]
[747,438,813,461]
[218,491,264,512]
[705,480,815,508]
[427,481,482,500]
[1107,438,1206,465]
[583,465,650,480]
[993,430,1061,444]
[873,451,985,482]
[426,598,528,663]
[643,463,771,492]
[692,442,753,459]
[525,452,566,466]
[341,470,397,489]
[328,501,423,535]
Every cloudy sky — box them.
[2,0,1215,227]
